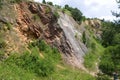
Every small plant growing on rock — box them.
[6,22,12,30]
[54,11,60,18]
[45,7,51,14]
[82,31,86,44]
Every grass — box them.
[0,39,96,80]
[6,22,12,30]
[62,8,72,16]
[84,37,104,71]
[49,65,96,80]
[32,14,40,21]
[0,63,40,80]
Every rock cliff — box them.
[0,2,90,68]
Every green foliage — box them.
[0,33,6,49]
[113,33,120,44]
[0,39,6,49]
[29,40,61,64]
[84,35,104,71]
[71,8,83,21]
[82,31,86,44]
[54,5,61,9]
[100,4,120,76]
[101,21,116,47]
[101,21,120,47]
[62,8,72,16]
[0,63,39,80]
[96,73,111,80]
[0,40,6,48]
[0,39,96,79]
[10,0,31,3]
[54,11,60,18]
[45,7,51,14]
[75,32,78,38]
[99,45,120,75]
[10,0,22,3]
[3,40,61,77]
[47,1,53,6]
[64,4,83,23]
[42,0,46,4]
[51,67,96,80]
[6,22,12,30]
[32,14,40,21]
[82,16,86,21]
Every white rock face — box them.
[58,12,87,67]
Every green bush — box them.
[32,14,40,21]
[47,1,53,6]
[10,0,31,3]
[5,40,61,77]
[29,40,61,63]
[96,73,111,80]
[0,37,6,48]
[99,45,120,75]
[64,5,83,22]
[54,11,60,18]
[10,0,22,3]
[42,0,46,4]
[6,22,12,30]
[5,48,54,77]
[45,7,51,14]
[99,59,114,75]
[0,41,6,48]
[82,31,86,44]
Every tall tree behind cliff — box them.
[42,0,46,4]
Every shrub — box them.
[0,37,6,48]
[64,5,83,22]
[99,45,120,75]
[45,7,51,14]
[32,14,40,21]
[47,1,53,6]
[6,22,12,30]
[42,0,46,4]
[54,11,60,18]
[4,39,61,77]
[10,0,31,3]
[96,73,111,80]
[29,40,61,62]
[5,48,54,77]
[99,59,114,75]
[82,31,86,44]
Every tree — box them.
[101,21,115,47]
[64,4,83,23]
[42,0,46,4]
[47,1,53,6]
[113,33,120,44]
[99,45,120,75]
[99,0,120,76]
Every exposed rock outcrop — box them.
[0,2,88,68]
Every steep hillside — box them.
[0,1,104,79]
[0,1,88,68]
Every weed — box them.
[54,11,60,18]
[45,7,51,14]
[6,22,12,30]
